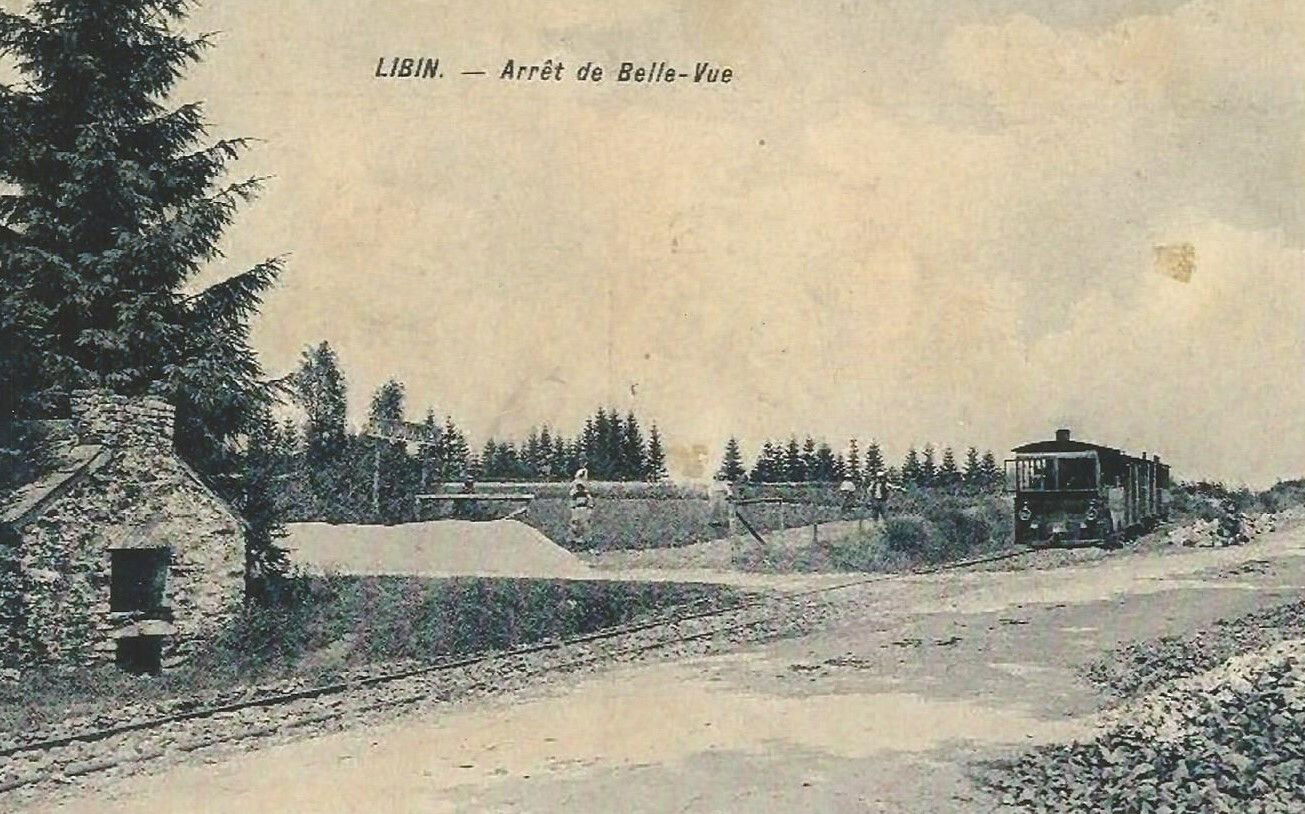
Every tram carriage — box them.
[1007,429,1170,548]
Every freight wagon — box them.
[1007,429,1170,548]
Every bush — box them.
[880,514,934,556]
[825,533,908,572]
[927,508,996,563]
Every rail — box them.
[0,545,1034,796]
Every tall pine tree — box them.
[621,411,645,480]
[645,424,667,481]
[963,446,981,486]
[921,443,938,486]
[0,0,283,475]
[290,341,348,519]
[716,437,745,482]
[1,0,286,590]
[938,446,959,485]
[785,437,805,482]
[902,447,922,485]
[863,440,885,477]
[979,449,1002,491]
[846,439,862,484]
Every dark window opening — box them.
[110,548,169,613]
[1015,456,1098,491]
[116,635,163,675]
[1057,457,1097,490]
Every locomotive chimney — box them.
[1055,428,1071,442]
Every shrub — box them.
[880,514,934,556]
[825,532,910,572]
[927,508,996,563]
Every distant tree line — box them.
[479,408,667,482]
[716,436,1004,490]
[267,341,668,524]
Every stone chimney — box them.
[1055,428,1072,442]
[70,388,176,451]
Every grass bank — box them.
[0,576,740,737]
[732,491,1013,573]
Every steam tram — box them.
[1008,429,1171,548]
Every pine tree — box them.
[564,437,584,478]
[750,441,773,483]
[591,408,614,479]
[902,447,922,485]
[483,440,502,478]
[551,433,570,480]
[963,446,981,486]
[417,408,441,492]
[0,0,282,477]
[0,1,296,590]
[813,442,838,482]
[290,341,348,520]
[801,437,818,480]
[846,439,862,484]
[368,379,413,521]
[239,407,292,602]
[622,411,646,481]
[440,417,471,480]
[581,416,598,473]
[717,437,746,482]
[864,441,885,478]
[979,449,1002,491]
[938,446,959,486]
[369,379,406,426]
[536,426,554,480]
[763,440,784,483]
[921,443,937,486]
[645,424,668,481]
[785,437,805,482]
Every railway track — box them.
[0,545,1032,799]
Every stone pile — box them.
[1081,600,1305,700]
[982,622,1305,812]
[1167,511,1280,548]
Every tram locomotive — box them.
[1008,429,1170,548]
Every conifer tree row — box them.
[719,435,1004,491]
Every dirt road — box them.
[31,528,1305,813]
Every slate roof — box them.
[0,444,108,529]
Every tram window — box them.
[1056,457,1096,490]
[1016,458,1053,490]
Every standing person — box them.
[839,478,857,518]
[867,469,901,524]
[568,468,595,547]
[708,479,730,528]
[455,475,476,519]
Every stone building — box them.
[0,390,246,674]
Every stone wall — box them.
[70,389,175,451]
[4,391,246,669]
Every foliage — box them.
[0,575,739,735]
[0,0,282,459]
[0,0,288,593]
[716,437,746,481]
[879,513,935,556]
[645,425,667,482]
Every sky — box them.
[9,0,1305,485]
